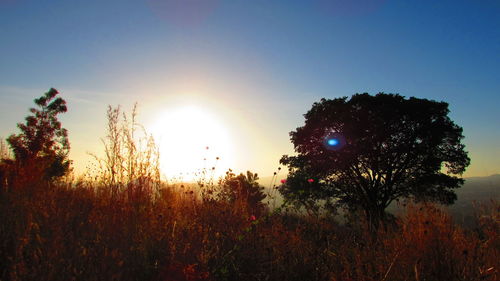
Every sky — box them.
[0,0,499,179]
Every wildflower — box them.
[249,215,256,222]
[280,179,287,184]
[308,179,314,183]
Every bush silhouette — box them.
[216,170,267,216]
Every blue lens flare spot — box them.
[327,138,339,146]
[323,132,346,151]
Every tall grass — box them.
[0,177,497,281]
[0,106,497,281]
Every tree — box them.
[6,88,71,182]
[280,93,470,230]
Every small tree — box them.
[6,88,71,182]
[280,93,470,230]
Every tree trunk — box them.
[364,205,387,235]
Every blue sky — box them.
[1,0,499,177]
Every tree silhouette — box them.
[6,88,71,182]
[280,93,470,230]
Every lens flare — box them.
[323,132,346,151]
[327,139,339,146]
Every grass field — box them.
[0,176,497,281]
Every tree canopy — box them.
[5,88,71,182]
[280,93,470,229]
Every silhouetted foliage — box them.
[280,93,470,230]
[0,91,497,281]
[88,104,160,196]
[5,88,71,182]
[218,171,267,216]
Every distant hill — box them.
[259,174,499,201]
[456,174,500,202]
[447,174,499,226]
[259,174,499,226]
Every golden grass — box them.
[0,179,497,281]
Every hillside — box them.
[260,174,499,224]
[448,174,499,226]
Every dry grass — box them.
[0,179,497,281]
[0,106,497,281]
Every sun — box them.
[149,106,234,181]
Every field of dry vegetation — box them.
[0,104,498,281]
[0,173,498,281]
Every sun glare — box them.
[149,106,234,181]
